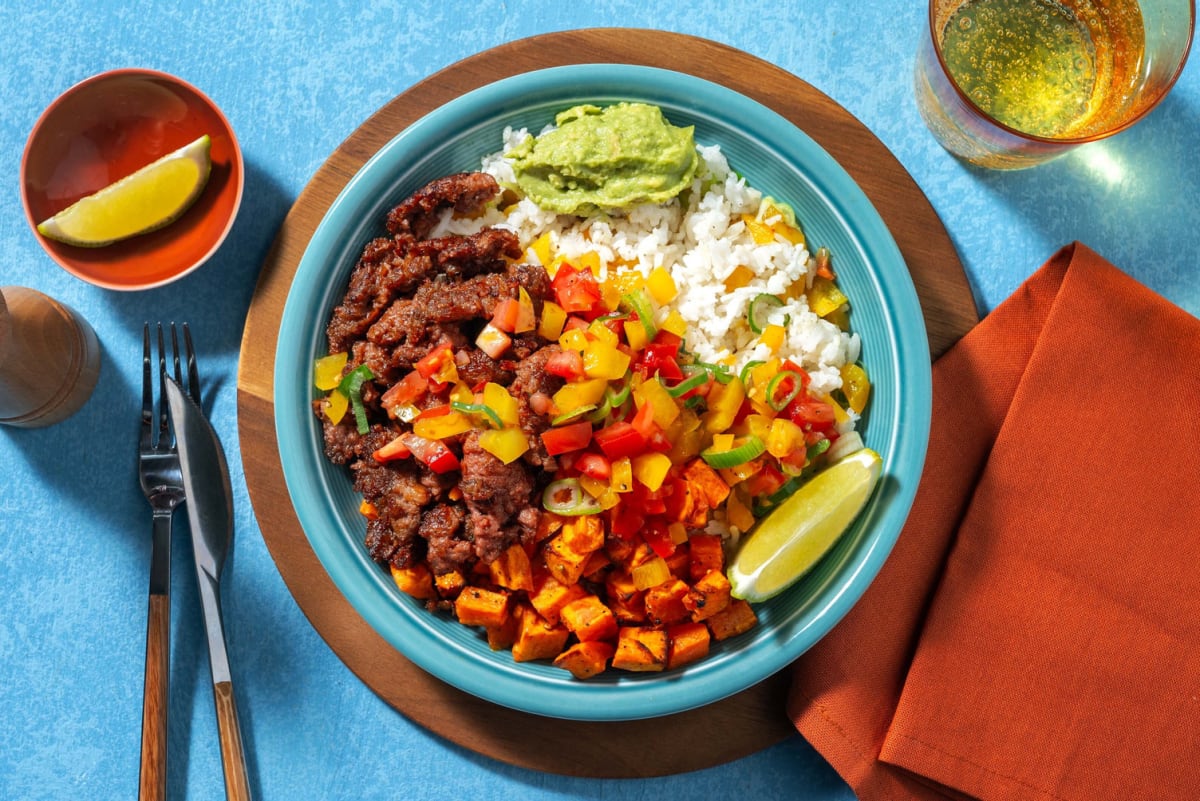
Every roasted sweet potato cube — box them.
[486,613,519,651]
[608,592,647,624]
[454,587,510,629]
[511,604,570,662]
[390,563,435,600]
[489,543,534,592]
[537,511,567,543]
[605,569,640,603]
[683,458,731,507]
[553,640,615,680]
[560,594,619,643]
[544,534,592,586]
[666,548,690,581]
[434,569,466,599]
[687,534,725,582]
[684,569,732,622]
[611,626,668,672]
[667,621,711,670]
[582,550,613,583]
[560,515,605,554]
[529,569,589,625]
[643,578,690,626]
[604,535,635,565]
[706,598,758,641]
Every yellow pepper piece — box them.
[450,382,474,405]
[661,310,688,337]
[646,267,678,304]
[725,490,756,532]
[667,522,689,544]
[611,457,634,493]
[577,251,602,276]
[478,427,530,465]
[703,378,746,434]
[483,382,520,427]
[624,317,649,351]
[631,556,671,591]
[760,324,786,352]
[744,414,773,443]
[711,433,735,452]
[530,232,554,267]
[323,389,348,424]
[741,214,776,245]
[634,378,680,429]
[617,271,646,294]
[766,417,803,458]
[579,474,609,499]
[723,265,756,292]
[538,301,567,340]
[583,340,631,380]
[823,394,851,427]
[808,276,849,318]
[586,319,619,346]
[597,489,621,511]
[840,363,871,413]
[559,328,589,354]
[632,452,673,492]
[414,411,473,440]
[313,352,348,390]
[552,378,608,413]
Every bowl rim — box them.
[274,63,931,720]
[19,67,245,291]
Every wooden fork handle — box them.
[214,680,252,801]
[139,591,169,801]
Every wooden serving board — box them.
[237,29,978,778]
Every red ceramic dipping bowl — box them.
[20,68,244,291]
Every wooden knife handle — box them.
[139,593,169,801]
[214,680,252,801]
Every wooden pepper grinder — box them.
[0,286,101,427]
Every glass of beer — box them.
[916,0,1194,169]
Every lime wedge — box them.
[728,447,882,603]
[37,134,212,247]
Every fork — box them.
[138,322,199,801]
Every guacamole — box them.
[509,103,699,215]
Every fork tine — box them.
[169,323,182,387]
[182,323,200,404]
[156,323,169,444]
[141,324,153,448]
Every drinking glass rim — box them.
[927,0,1196,146]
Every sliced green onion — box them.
[747,293,784,334]
[700,435,766,469]
[450,401,503,429]
[665,366,709,398]
[693,360,734,384]
[338,364,375,434]
[620,288,658,341]
[766,370,803,411]
[605,376,632,407]
[587,397,614,423]
[551,404,597,426]
[542,478,603,516]
[739,360,765,385]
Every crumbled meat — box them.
[386,172,503,239]
[458,432,537,565]
[316,172,558,582]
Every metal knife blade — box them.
[165,377,233,582]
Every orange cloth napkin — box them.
[789,243,1200,801]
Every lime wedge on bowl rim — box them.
[36,134,212,247]
[728,447,883,603]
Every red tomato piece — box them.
[414,343,454,379]
[593,421,647,459]
[575,452,612,481]
[641,519,675,559]
[546,349,585,380]
[541,420,594,456]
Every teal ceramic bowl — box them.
[275,65,931,720]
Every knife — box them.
[165,377,253,801]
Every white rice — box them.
[434,126,861,422]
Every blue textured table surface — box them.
[2,3,1196,800]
